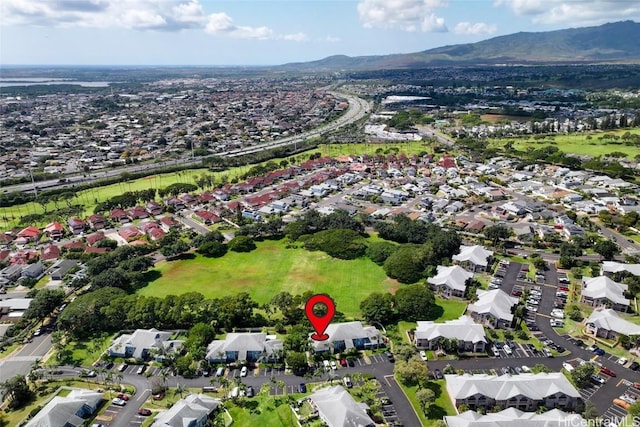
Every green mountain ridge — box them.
[281,20,640,71]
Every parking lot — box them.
[601,381,640,423]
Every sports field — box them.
[139,239,398,318]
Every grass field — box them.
[490,128,640,159]
[139,239,398,318]
[402,380,457,426]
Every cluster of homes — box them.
[0,79,341,181]
[25,385,221,427]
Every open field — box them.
[490,128,640,159]
[139,239,397,318]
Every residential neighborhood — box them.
[1,67,640,427]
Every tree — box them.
[283,325,311,353]
[483,225,511,248]
[360,293,395,325]
[416,388,436,415]
[0,375,34,409]
[185,323,216,358]
[383,246,427,284]
[365,241,397,265]
[594,239,620,260]
[23,289,64,321]
[570,363,595,388]
[582,400,598,420]
[302,229,367,260]
[394,355,428,386]
[394,284,438,322]
[161,240,190,259]
[531,364,552,374]
[197,241,227,258]
[285,352,308,375]
[629,400,640,418]
[227,236,256,252]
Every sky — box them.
[1,0,639,66]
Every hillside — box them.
[281,20,640,71]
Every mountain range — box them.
[282,20,640,71]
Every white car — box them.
[240,366,248,377]
[521,365,531,373]
[617,357,628,365]
[550,310,565,319]
[503,345,512,355]
[419,350,427,361]
[330,361,337,370]
[112,398,127,406]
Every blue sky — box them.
[1,0,639,65]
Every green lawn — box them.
[434,299,468,321]
[402,380,457,426]
[139,239,397,318]
[490,128,640,159]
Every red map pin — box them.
[305,294,336,341]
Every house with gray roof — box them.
[585,309,640,340]
[205,333,283,363]
[152,393,220,427]
[467,289,518,329]
[26,388,103,427]
[601,261,640,278]
[427,265,474,298]
[312,321,382,354]
[452,245,494,272]
[308,386,374,427]
[445,373,580,412]
[414,315,486,353]
[108,328,183,360]
[444,408,585,427]
[580,276,629,312]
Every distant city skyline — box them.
[1,0,639,66]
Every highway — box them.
[2,92,372,196]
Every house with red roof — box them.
[147,227,166,241]
[110,209,130,224]
[16,226,40,244]
[87,214,107,230]
[119,226,142,241]
[44,222,64,240]
[159,216,180,232]
[67,218,86,235]
[437,154,457,169]
[127,206,149,221]
[41,245,61,261]
[64,241,86,251]
[145,201,163,216]
[0,233,14,247]
[86,231,106,246]
[194,210,220,226]
[85,247,109,255]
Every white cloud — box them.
[357,0,448,32]
[0,0,307,40]
[453,21,497,35]
[494,0,640,25]
[324,35,342,43]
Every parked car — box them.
[595,348,606,356]
[419,350,427,361]
[590,375,606,385]
[619,394,636,404]
[521,365,531,373]
[340,358,347,367]
[347,359,355,367]
[80,370,97,378]
[112,398,127,406]
[600,367,617,377]
[330,361,337,370]
[137,408,152,416]
[299,383,307,393]
[617,357,628,366]
[433,369,443,379]
[384,351,395,363]
[614,398,631,409]
[629,362,640,371]
[503,345,512,356]
[116,393,129,401]
[136,365,146,375]
[246,386,255,397]
[343,376,353,388]
[240,366,248,377]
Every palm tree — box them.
[175,383,186,398]
[276,380,286,396]
[218,377,229,395]
[159,369,169,392]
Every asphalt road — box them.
[0,333,52,384]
